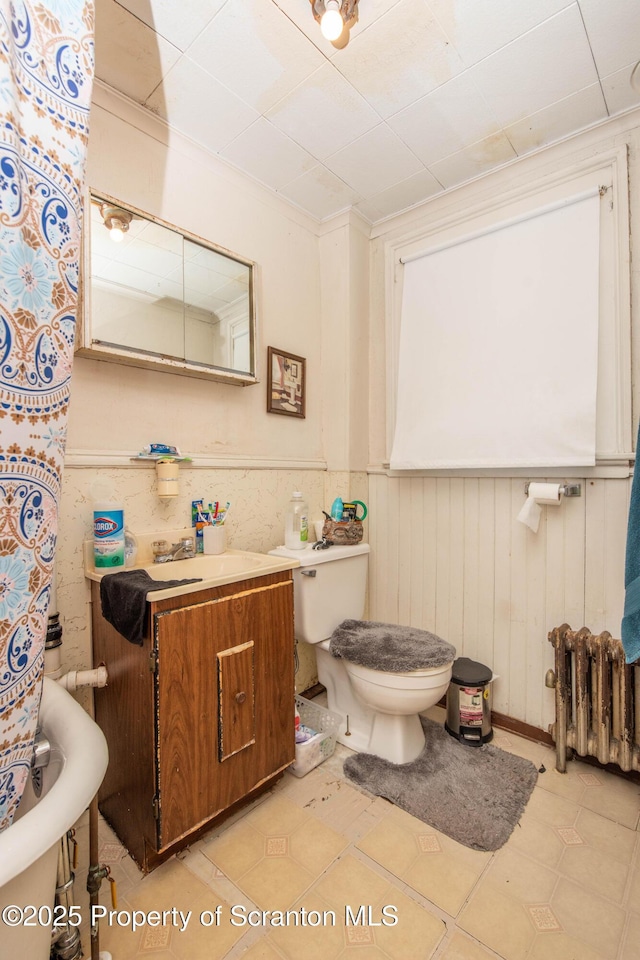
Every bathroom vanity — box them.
[88,548,297,872]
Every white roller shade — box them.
[390,191,601,470]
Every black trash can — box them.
[445,657,493,746]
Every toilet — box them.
[269,542,455,764]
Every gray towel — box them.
[100,569,202,646]
[330,619,456,672]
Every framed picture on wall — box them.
[267,347,306,418]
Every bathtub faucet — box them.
[32,730,51,770]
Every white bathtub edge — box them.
[0,677,108,888]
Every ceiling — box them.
[94,0,640,224]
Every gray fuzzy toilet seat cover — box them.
[329,619,456,672]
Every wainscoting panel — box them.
[368,475,629,731]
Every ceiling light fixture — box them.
[310,0,359,43]
[100,203,133,243]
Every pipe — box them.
[88,795,100,960]
[44,611,108,692]
[87,795,115,960]
[45,612,63,679]
[52,831,83,960]
[57,666,108,693]
[42,610,112,958]
[45,607,108,691]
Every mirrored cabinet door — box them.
[77,192,258,385]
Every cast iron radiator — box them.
[547,623,640,773]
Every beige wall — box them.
[367,107,640,732]
[58,86,368,698]
[74,87,325,463]
[60,84,640,734]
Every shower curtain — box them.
[0,0,94,831]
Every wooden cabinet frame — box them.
[91,572,295,872]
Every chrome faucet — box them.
[152,537,196,563]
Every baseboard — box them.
[490,711,553,746]
[458,704,640,783]
[299,682,326,700]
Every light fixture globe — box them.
[321,0,343,39]
[311,0,359,43]
[99,203,133,243]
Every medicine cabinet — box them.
[77,191,258,385]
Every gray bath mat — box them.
[343,717,538,852]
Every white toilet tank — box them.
[268,543,370,644]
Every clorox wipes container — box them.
[93,501,125,568]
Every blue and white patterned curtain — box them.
[0,0,94,831]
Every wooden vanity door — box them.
[217,640,256,760]
[153,580,294,849]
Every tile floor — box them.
[84,704,640,960]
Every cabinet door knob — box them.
[235,691,246,704]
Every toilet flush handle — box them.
[300,569,316,577]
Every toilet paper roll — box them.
[517,483,563,533]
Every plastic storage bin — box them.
[290,695,341,777]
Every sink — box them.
[84,541,300,600]
[146,552,270,581]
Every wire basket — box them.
[290,695,342,777]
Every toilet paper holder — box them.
[524,482,581,497]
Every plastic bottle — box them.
[93,501,125,569]
[284,492,309,550]
[330,496,344,520]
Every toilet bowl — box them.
[344,659,453,763]
[269,542,455,764]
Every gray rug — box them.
[343,718,538,851]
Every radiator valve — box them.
[545,669,557,689]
